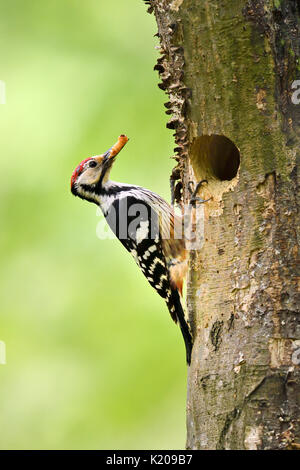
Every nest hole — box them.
[190,135,240,182]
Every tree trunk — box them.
[145,0,300,450]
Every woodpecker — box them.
[71,135,193,364]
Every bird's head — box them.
[71,134,128,201]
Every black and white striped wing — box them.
[104,193,176,319]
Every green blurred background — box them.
[0,0,187,449]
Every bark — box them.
[145,0,300,450]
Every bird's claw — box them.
[189,179,211,207]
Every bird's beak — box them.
[94,134,129,165]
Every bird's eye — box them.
[88,160,97,168]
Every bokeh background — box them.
[0,0,187,449]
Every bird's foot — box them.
[188,180,211,207]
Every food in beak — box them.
[107,134,129,158]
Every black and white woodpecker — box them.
[71,135,194,364]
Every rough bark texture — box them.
[145,0,300,450]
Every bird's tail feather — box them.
[168,289,193,365]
